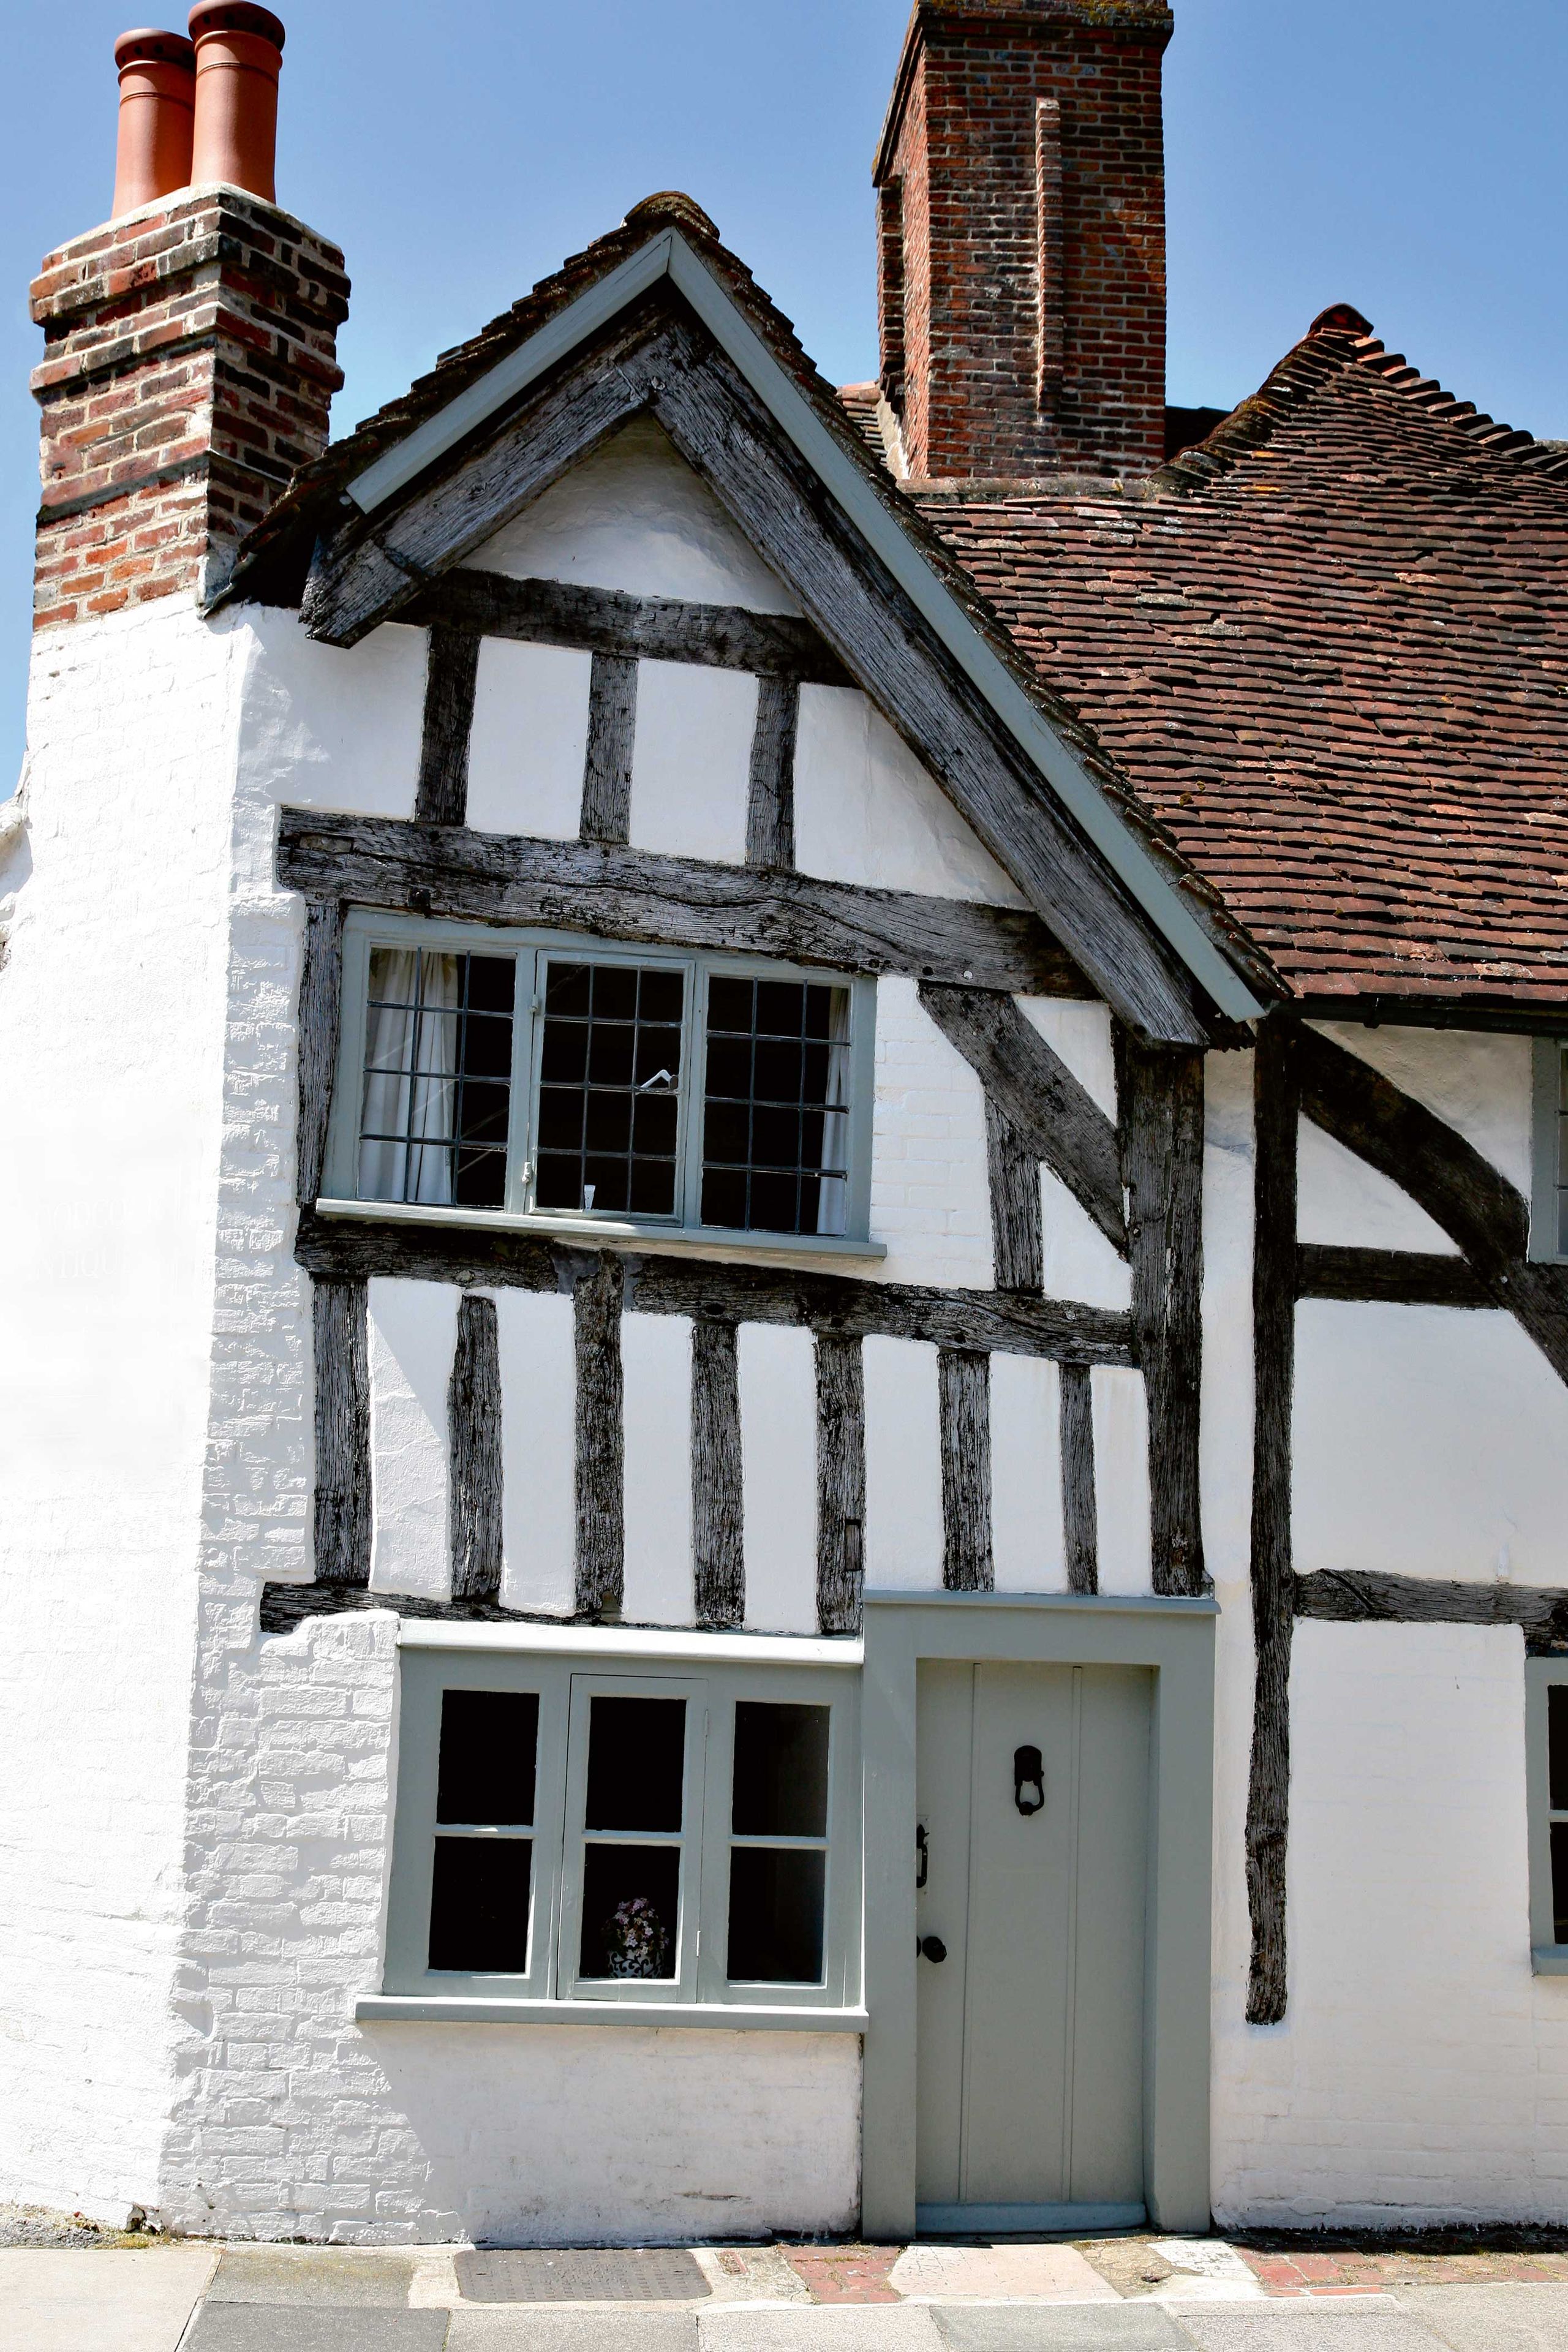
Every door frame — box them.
[861,1591,1216,2237]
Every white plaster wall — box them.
[496,1289,576,1619]
[863,1335,943,1591]
[466,639,590,840]
[474,417,802,614]
[1311,1022,1532,1194]
[368,1281,461,1602]
[628,661,755,865]
[794,685,1026,907]
[622,1311,695,1627]
[1090,1367,1153,1594]
[870,976,993,1290]
[991,1355,1066,1593]
[1297,1123,1456,1253]
[229,607,424,820]
[739,1324,818,1635]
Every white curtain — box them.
[816,987,852,1237]
[358,949,461,1205]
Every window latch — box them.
[637,1069,676,1093]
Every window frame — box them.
[1525,1657,1568,1972]
[383,1649,862,2015]
[1529,1039,1568,1263]
[323,911,880,1253]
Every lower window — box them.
[384,1651,860,2010]
[1526,1659,1568,1969]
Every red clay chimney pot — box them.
[111,28,197,219]
[187,2,285,205]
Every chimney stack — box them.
[31,11,346,627]
[873,0,1174,482]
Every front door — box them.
[914,1660,1152,2231]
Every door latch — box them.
[916,1822,929,1889]
[1014,1744,1046,1815]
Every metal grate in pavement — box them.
[456,2247,711,2304]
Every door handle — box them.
[916,1822,929,1889]
[1014,1744,1046,1815]
[918,1935,948,1963]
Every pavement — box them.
[7,2232,1568,2352]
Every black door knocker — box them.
[1014,1744,1046,1815]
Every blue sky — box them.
[3,0,1565,786]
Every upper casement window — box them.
[1531,1040,1568,1262]
[322,913,879,1256]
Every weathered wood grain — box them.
[816,1332,865,1635]
[413,568,850,685]
[921,982,1127,1253]
[293,1208,1137,1365]
[986,1100,1044,1294]
[939,1348,993,1592]
[449,1292,503,1600]
[580,652,638,845]
[1295,1245,1491,1309]
[277,811,1087,996]
[1246,1019,1298,2027]
[1059,1360,1098,1596]
[1295,1568,1568,1644]
[746,674,799,871]
[414,623,481,827]
[296,897,343,1207]
[262,1582,548,1633]
[1118,1034,1205,1597]
[573,1254,624,1616]
[313,1275,371,1585]
[692,1317,744,1629]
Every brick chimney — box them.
[31,13,349,629]
[873,0,1174,482]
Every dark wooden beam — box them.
[296,897,342,1207]
[413,568,850,686]
[1059,1361,1098,1596]
[1295,1568,1568,1645]
[746,674,799,871]
[921,983,1126,1254]
[449,1292,503,1601]
[1296,1245,1491,1310]
[986,1101,1044,1294]
[1118,1034,1206,1597]
[1246,1019,1298,2027]
[277,811,1088,997]
[573,1254,624,1616]
[816,1332,865,1635]
[414,622,481,827]
[692,1318,744,1629]
[313,1276,371,1585]
[940,1348,993,1592]
[294,1210,1137,1365]
[580,652,638,845]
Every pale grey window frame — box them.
[1525,1656,1568,1973]
[323,910,879,1254]
[1529,1039,1568,1262]
[382,1648,862,2018]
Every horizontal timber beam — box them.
[1295,1568,1568,1646]
[276,812,1089,995]
[1296,1245,1492,1309]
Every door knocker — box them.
[1013,1744,1046,1815]
[916,1821,929,1888]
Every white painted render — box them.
[369,1280,461,1601]
[990,1355,1066,1593]
[738,1323,819,1636]
[237,609,425,821]
[494,1287,577,1618]
[1090,1368,1155,1595]
[621,1310,696,1627]
[862,1335,944,1591]
[870,976,993,1291]
[628,659,756,865]
[467,639,592,840]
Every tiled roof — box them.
[908,315,1568,1009]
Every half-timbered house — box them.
[7,0,1568,2242]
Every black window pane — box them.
[752,1105,801,1168]
[437,1690,538,1825]
[536,962,685,1220]
[1550,1688,1568,1811]
[727,1849,826,1985]
[359,948,515,1208]
[538,1088,585,1150]
[700,978,851,1237]
[753,1041,802,1102]
[756,981,805,1037]
[454,1148,507,1209]
[583,1155,631,1211]
[707,976,754,1033]
[428,1838,532,1972]
[585,1091,633,1153]
[633,1092,679,1158]
[586,1696,686,1831]
[467,956,516,1014]
[703,1100,749,1164]
[579,1844,680,1980]
[628,1157,678,1215]
[704,1038,753,1100]
[732,1702,830,1837]
[592,965,638,1021]
[1554,1822,1568,1944]
[537,1154,584,1207]
[749,1170,799,1232]
[541,1021,589,1084]
[546,963,591,1014]
[640,969,685,1025]
[701,1166,748,1229]
[459,1080,510,1146]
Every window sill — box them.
[1532,1947,1568,1975]
[315,1197,887,1265]
[356,1993,868,2032]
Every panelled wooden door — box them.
[914,1660,1152,2230]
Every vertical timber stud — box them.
[449,1292,503,1601]
[1035,97,1066,408]
[816,1332,865,1634]
[692,1317,744,1627]
[985,1100,1044,1293]
[580,653,638,845]
[1118,1031,1207,1596]
[573,1254,625,1615]
[1246,1017,1299,2024]
[1059,1361,1098,1595]
[745,674,799,870]
[296,897,343,1207]
[312,1276,370,1584]
[939,1348,993,1591]
[414,622,481,826]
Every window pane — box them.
[1550,1689,1568,1813]
[727,1849,826,1984]
[360,949,514,1208]
[579,1844,680,1979]
[1553,1822,1568,1945]
[428,1838,532,1972]
[701,978,851,1236]
[437,1690,538,1826]
[535,962,683,1217]
[586,1696,686,1831]
[731,1702,831,1838]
